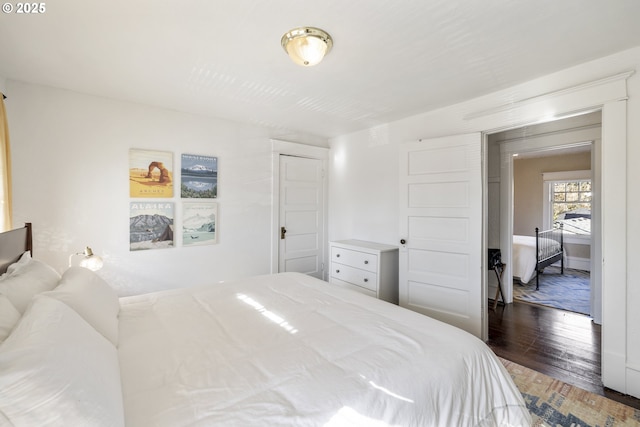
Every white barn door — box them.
[278,155,325,279]
[399,133,483,338]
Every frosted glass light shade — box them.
[281,27,333,67]
[79,254,104,272]
[69,246,104,271]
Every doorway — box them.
[278,154,325,279]
[487,111,602,324]
[488,110,601,321]
[270,140,329,279]
[487,111,603,385]
[471,70,629,394]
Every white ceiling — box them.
[1,0,639,139]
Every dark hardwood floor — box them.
[487,300,640,410]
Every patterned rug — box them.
[500,358,640,426]
[513,266,590,315]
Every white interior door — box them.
[278,155,325,279]
[399,133,484,338]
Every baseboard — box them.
[627,365,640,399]
[603,350,627,394]
[552,256,590,272]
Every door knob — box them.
[400,239,406,245]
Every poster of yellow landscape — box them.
[129,149,174,198]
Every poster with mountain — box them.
[181,154,217,198]
[129,202,174,251]
[182,202,217,246]
[129,149,174,198]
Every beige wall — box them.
[513,151,591,259]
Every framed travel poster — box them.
[129,202,174,251]
[181,154,217,198]
[129,149,174,198]
[182,202,217,246]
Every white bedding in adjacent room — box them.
[512,235,561,284]
[512,235,538,284]
[118,272,530,427]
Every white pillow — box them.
[43,267,120,346]
[0,295,20,342]
[0,253,60,313]
[1,250,32,277]
[0,295,125,427]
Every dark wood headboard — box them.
[0,223,32,274]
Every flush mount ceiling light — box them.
[281,27,333,67]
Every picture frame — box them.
[129,149,174,198]
[182,201,218,246]
[129,202,174,251]
[181,154,217,198]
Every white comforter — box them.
[118,272,530,427]
[512,235,538,284]
[512,235,561,284]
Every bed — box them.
[512,225,564,290]
[0,224,531,426]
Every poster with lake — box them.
[129,149,173,198]
[181,154,217,198]
[129,202,174,251]
[182,202,217,246]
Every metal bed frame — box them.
[534,223,564,290]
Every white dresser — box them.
[329,240,399,304]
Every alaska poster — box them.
[129,202,174,251]
[129,149,174,198]
[181,154,217,198]
[182,202,217,246]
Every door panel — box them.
[284,233,318,253]
[406,280,471,316]
[284,256,318,274]
[399,133,483,337]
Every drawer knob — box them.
[364,278,369,283]
[336,269,340,273]
[336,254,340,258]
[364,260,369,264]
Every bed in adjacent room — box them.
[512,226,564,290]
[0,224,531,426]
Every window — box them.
[551,180,591,234]
[542,170,591,241]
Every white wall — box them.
[329,127,399,245]
[328,46,640,397]
[7,80,327,296]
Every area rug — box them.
[513,266,590,315]
[500,358,640,426]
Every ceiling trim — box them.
[499,125,600,156]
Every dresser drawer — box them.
[331,263,377,292]
[330,277,377,298]
[331,247,378,273]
